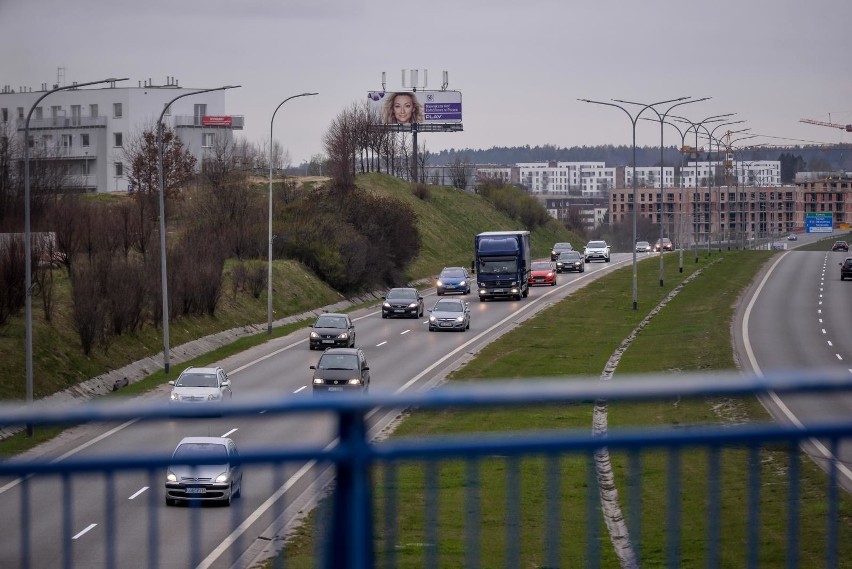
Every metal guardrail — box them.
[1,370,851,568]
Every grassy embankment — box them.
[277,248,852,568]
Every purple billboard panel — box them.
[367,90,462,125]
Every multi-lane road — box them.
[0,255,633,568]
[3,240,851,568]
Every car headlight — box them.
[459,280,466,286]
[455,316,464,323]
[310,331,319,339]
[510,282,517,286]
[170,392,178,401]
[547,272,554,277]
[382,301,390,308]
[215,472,229,483]
[208,393,221,401]
[337,332,349,339]
[408,303,418,308]
[166,471,177,482]
[429,315,437,322]
[478,282,485,287]
[313,377,324,384]
[436,280,443,287]
[347,378,361,385]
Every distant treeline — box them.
[429,143,852,174]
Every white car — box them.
[583,240,611,263]
[169,366,232,404]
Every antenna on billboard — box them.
[402,69,427,92]
[381,71,386,92]
[441,71,449,91]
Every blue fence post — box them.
[326,408,374,569]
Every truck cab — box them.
[474,231,531,301]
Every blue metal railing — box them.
[1,369,851,568]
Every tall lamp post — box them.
[702,129,752,250]
[157,84,240,373]
[579,96,689,310]
[698,121,746,255]
[671,114,736,263]
[617,97,709,287]
[268,92,318,335]
[23,77,128,436]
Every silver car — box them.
[169,366,232,405]
[165,436,243,506]
[428,298,471,332]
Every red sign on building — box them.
[201,116,233,127]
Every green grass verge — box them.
[274,250,852,568]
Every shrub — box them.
[411,183,432,201]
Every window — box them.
[71,105,81,125]
[17,107,24,119]
[194,103,206,125]
[115,162,123,177]
[61,134,72,148]
[114,132,123,147]
[113,103,122,118]
[0,108,7,122]
[163,103,171,116]
[202,133,214,148]
[81,133,90,147]
[35,107,43,120]
[90,104,98,117]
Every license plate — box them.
[321,339,333,344]
[493,289,504,293]
[440,322,452,327]
[185,487,206,494]
[535,278,543,282]
[328,387,343,392]
[394,309,404,313]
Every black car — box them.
[555,251,585,273]
[840,258,852,280]
[831,240,849,252]
[550,242,574,261]
[311,347,370,394]
[381,288,424,318]
[309,312,355,350]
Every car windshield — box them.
[587,241,606,248]
[175,373,218,388]
[559,252,580,259]
[478,260,516,274]
[531,262,552,270]
[637,241,649,246]
[172,442,228,461]
[434,301,463,312]
[554,243,571,249]
[317,354,359,370]
[440,269,465,278]
[315,316,347,328]
[387,289,416,300]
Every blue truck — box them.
[473,231,531,301]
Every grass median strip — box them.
[276,250,852,568]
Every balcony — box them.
[16,116,107,131]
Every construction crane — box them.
[800,118,852,132]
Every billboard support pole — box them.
[412,122,418,183]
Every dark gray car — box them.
[309,312,355,349]
[311,347,370,394]
[165,437,242,506]
[381,288,424,319]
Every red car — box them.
[529,261,557,286]
[831,241,849,252]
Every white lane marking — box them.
[72,523,97,540]
[818,309,822,314]
[828,341,833,347]
[742,251,852,484]
[376,341,387,347]
[837,354,843,361]
[221,428,238,438]
[819,319,823,324]
[129,487,148,500]
[401,330,410,335]
[293,386,306,394]
[822,329,827,334]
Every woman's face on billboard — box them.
[392,94,414,123]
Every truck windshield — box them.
[479,259,516,274]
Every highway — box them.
[735,240,852,493]
[0,254,634,568]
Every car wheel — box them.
[479,296,486,302]
[522,288,528,298]
[437,291,443,296]
[165,496,175,507]
[551,280,556,286]
[234,478,242,499]
[381,313,387,319]
[605,257,610,263]
[466,320,470,330]
[223,485,233,507]
[429,326,435,331]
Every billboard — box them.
[367,90,462,125]
[201,116,233,127]
[805,212,833,233]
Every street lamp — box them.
[579,96,689,311]
[23,76,128,436]
[671,114,736,263]
[702,128,752,250]
[268,92,318,335]
[616,97,709,287]
[157,84,240,373]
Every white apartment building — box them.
[515,161,616,198]
[680,160,781,188]
[0,76,243,193]
[625,166,676,189]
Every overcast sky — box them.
[2,0,851,164]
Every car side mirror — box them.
[222,379,230,386]
[309,365,316,370]
[168,380,175,386]
[363,366,370,371]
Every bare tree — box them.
[324,103,360,184]
[448,155,473,190]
